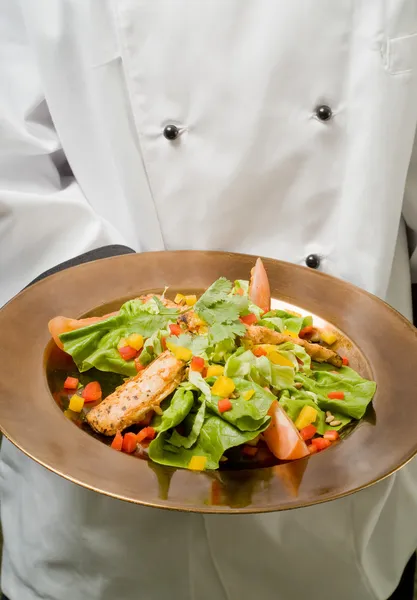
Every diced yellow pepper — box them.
[166,341,192,362]
[199,325,208,334]
[206,365,224,378]
[68,394,84,413]
[242,389,255,401]
[268,351,294,368]
[188,456,207,471]
[211,376,235,398]
[294,405,318,430]
[320,329,338,345]
[174,293,185,305]
[241,339,253,350]
[126,333,144,351]
[283,329,298,339]
[184,294,197,306]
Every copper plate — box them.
[1,250,417,514]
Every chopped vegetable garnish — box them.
[169,323,182,336]
[327,391,345,400]
[218,398,233,413]
[252,346,267,357]
[111,431,123,451]
[126,333,144,351]
[324,430,340,441]
[122,432,137,454]
[342,357,349,366]
[294,405,318,430]
[242,445,258,457]
[68,394,84,413]
[134,358,146,372]
[64,376,79,390]
[174,293,185,305]
[206,365,224,378]
[299,424,317,441]
[321,329,337,345]
[311,437,332,451]
[188,456,207,471]
[212,376,235,397]
[242,389,255,401]
[282,329,297,338]
[184,295,197,306]
[82,381,102,402]
[166,341,192,361]
[136,426,156,443]
[119,345,138,361]
[190,356,205,372]
[240,313,258,326]
[268,351,294,367]
[299,326,314,339]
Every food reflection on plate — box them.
[46,258,376,477]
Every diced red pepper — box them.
[134,358,146,372]
[202,367,208,378]
[235,288,244,296]
[311,437,332,452]
[190,356,205,372]
[327,391,345,400]
[82,381,102,402]
[342,357,349,366]
[324,430,340,441]
[110,431,123,451]
[218,398,233,413]
[161,337,167,351]
[136,426,156,444]
[169,323,182,336]
[119,345,138,361]
[308,444,318,455]
[299,326,314,339]
[252,347,267,357]
[242,445,258,457]
[63,376,79,390]
[239,313,258,326]
[122,432,138,454]
[299,424,317,441]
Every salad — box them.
[48,259,376,471]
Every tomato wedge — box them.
[263,400,309,461]
[48,312,119,350]
[248,258,271,313]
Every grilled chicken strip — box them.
[244,325,343,368]
[86,351,186,436]
[178,310,206,332]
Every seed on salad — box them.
[326,411,332,417]
[329,419,341,427]
[325,415,335,423]
[294,382,303,389]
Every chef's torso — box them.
[2,1,417,599]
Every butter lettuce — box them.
[225,349,295,390]
[60,297,179,376]
[279,389,351,433]
[259,309,305,334]
[295,363,376,420]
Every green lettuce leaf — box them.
[152,387,195,433]
[225,349,295,390]
[60,297,179,376]
[148,414,268,470]
[207,378,273,431]
[295,363,376,419]
[279,389,351,433]
[260,309,304,334]
[167,399,206,448]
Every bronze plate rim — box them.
[1,250,417,513]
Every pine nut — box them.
[325,415,335,423]
[329,419,341,427]
[326,411,332,417]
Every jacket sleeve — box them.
[0,2,125,306]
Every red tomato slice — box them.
[48,312,119,350]
[82,381,102,402]
[263,400,309,461]
[248,258,271,313]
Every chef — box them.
[2,1,417,599]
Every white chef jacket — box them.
[1,1,417,599]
